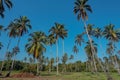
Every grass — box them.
[0,71,120,80]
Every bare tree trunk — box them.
[5,37,21,77]
[37,59,39,76]
[82,19,97,73]
[49,46,52,73]
[56,40,59,75]
[62,39,64,55]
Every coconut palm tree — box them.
[25,31,47,75]
[5,16,32,77]
[73,1,113,79]
[73,0,99,73]
[103,24,120,74]
[0,22,18,76]
[49,22,64,75]
[0,0,12,18]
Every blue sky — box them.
[0,0,120,62]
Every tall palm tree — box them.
[73,1,112,79]
[25,31,47,75]
[5,16,32,77]
[49,22,64,75]
[103,24,120,74]
[0,22,18,75]
[73,0,99,73]
[0,0,12,18]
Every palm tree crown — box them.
[84,41,97,59]
[74,0,92,20]
[48,34,56,47]
[49,22,65,39]
[14,16,32,37]
[0,0,12,18]
[25,31,47,59]
[103,24,120,42]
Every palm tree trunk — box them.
[85,60,87,72]
[49,46,52,73]
[0,38,11,74]
[49,63,51,73]
[10,53,16,72]
[82,19,113,80]
[82,19,97,73]
[90,59,94,73]
[37,59,39,75]
[5,52,16,77]
[62,39,64,55]
[17,36,21,47]
[56,40,59,75]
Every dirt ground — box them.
[0,73,64,80]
